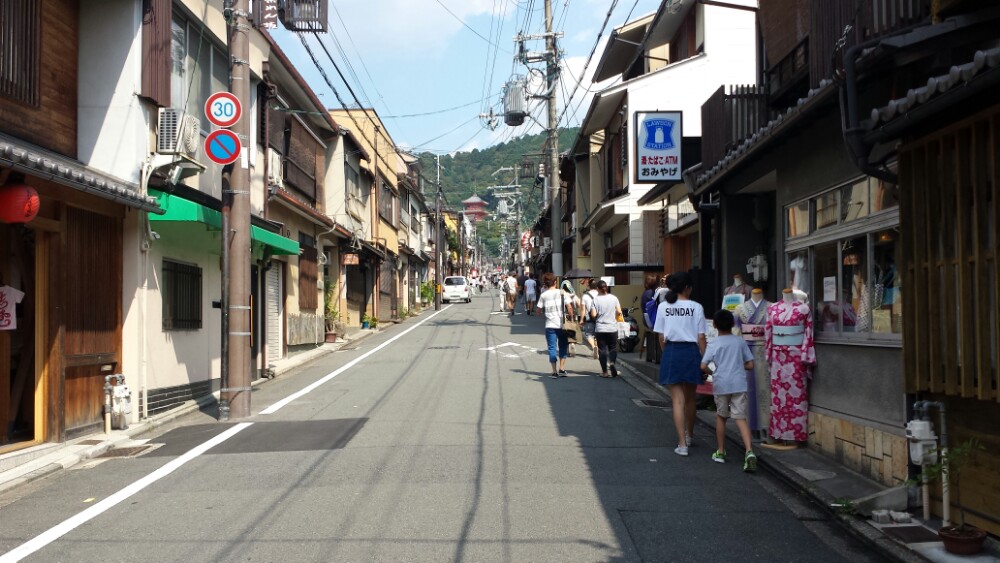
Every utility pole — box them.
[545,0,563,277]
[435,155,442,310]
[222,0,252,419]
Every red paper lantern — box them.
[0,184,41,223]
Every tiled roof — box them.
[862,47,1000,131]
[0,134,161,213]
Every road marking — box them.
[0,423,253,563]
[478,342,520,352]
[260,305,453,415]
[0,306,457,561]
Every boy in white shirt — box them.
[700,309,757,472]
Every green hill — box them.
[418,127,579,257]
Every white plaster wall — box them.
[77,0,146,184]
[614,4,758,266]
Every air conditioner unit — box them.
[267,148,284,187]
[157,108,200,158]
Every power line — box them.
[409,114,481,150]
[434,0,513,54]
[554,0,621,128]
[382,95,500,119]
[295,33,397,173]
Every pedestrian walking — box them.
[701,309,758,472]
[537,272,573,378]
[653,271,707,456]
[503,271,518,314]
[639,274,663,364]
[517,270,528,313]
[524,273,538,315]
[580,278,599,359]
[591,280,623,378]
[560,280,582,356]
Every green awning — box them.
[149,189,299,256]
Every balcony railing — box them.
[701,85,769,169]
[810,0,930,88]
[278,0,327,32]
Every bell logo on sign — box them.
[642,119,676,150]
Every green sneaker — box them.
[711,450,727,464]
[743,451,758,473]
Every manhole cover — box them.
[77,439,103,446]
[94,445,158,459]
[632,399,671,409]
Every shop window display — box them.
[813,243,839,333]
[784,173,901,343]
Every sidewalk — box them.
[615,351,1000,563]
[0,329,378,495]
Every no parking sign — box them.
[204,130,242,166]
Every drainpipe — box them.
[914,400,950,526]
[840,36,899,185]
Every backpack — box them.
[644,291,664,329]
[582,291,597,322]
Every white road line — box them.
[0,305,455,561]
[0,422,253,563]
[259,305,453,415]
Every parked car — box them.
[442,276,471,303]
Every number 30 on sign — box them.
[204,92,242,128]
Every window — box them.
[784,175,901,342]
[345,163,361,200]
[170,15,229,131]
[379,181,396,225]
[162,260,202,330]
[0,0,40,106]
[298,235,318,311]
[814,191,838,230]
[840,179,869,223]
[787,202,809,238]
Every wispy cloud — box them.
[332,0,505,59]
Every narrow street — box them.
[0,291,884,563]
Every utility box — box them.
[504,77,527,126]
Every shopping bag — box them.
[617,321,630,339]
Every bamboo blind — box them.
[900,105,999,402]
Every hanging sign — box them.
[204,92,242,128]
[634,111,682,183]
[204,130,242,166]
[342,253,359,266]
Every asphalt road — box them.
[0,290,887,562]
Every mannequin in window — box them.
[736,288,770,439]
[764,288,816,445]
[725,273,752,301]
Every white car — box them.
[442,276,471,303]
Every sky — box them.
[271,0,664,155]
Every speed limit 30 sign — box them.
[205,92,242,128]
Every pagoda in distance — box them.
[461,194,489,222]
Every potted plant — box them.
[361,313,378,330]
[919,439,987,555]
[323,281,343,343]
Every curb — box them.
[616,359,928,563]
